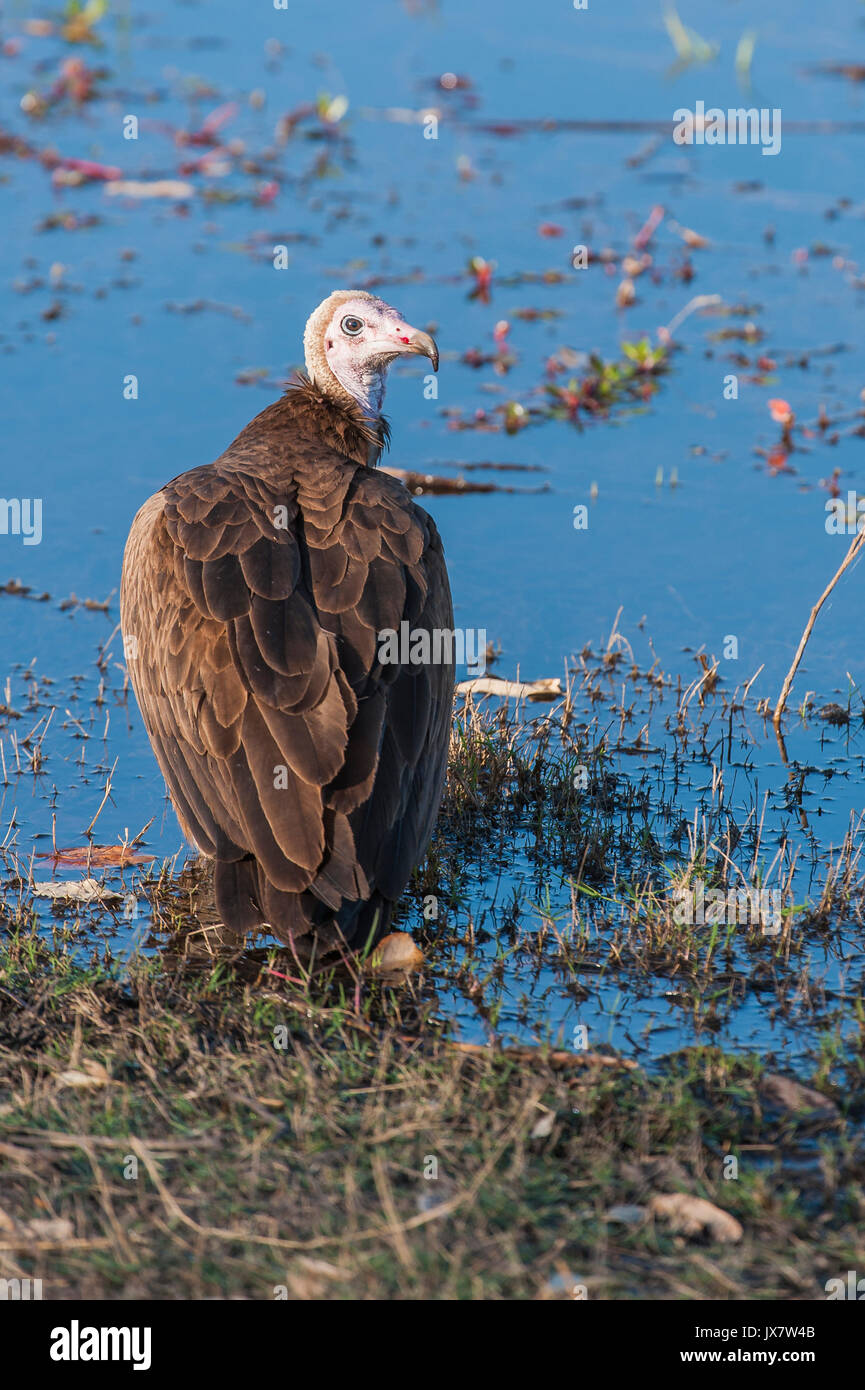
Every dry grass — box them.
[0,914,863,1298]
[1,656,864,1299]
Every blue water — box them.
[2,0,864,1058]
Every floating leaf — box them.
[31,878,122,903]
[768,397,793,424]
[105,179,193,199]
[37,845,154,867]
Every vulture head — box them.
[303,289,438,419]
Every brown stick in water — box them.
[773,528,865,731]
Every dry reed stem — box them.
[773,528,865,730]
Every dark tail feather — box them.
[213,856,393,959]
[213,857,264,935]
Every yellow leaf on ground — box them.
[24,1217,74,1242]
[649,1192,743,1244]
[530,1109,556,1139]
[57,1060,110,1089]
[366,932,425,975]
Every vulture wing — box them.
[120,427,454,954]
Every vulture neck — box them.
[303,310,389,463]
[286,374,390,468]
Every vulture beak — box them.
[404,328,439,372]
[381,327,438,372]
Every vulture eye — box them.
[340,315,364,336]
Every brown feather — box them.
[120,357,453,957]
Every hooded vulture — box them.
[120,291,454,959]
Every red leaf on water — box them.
[37,845,154,867]
[768,398,793,423]
[634,204,664,250]
[766,446,792,473]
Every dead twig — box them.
[773,528,865,731]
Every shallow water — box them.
[1,0,864,1062]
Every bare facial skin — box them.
[319,295,438,418]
